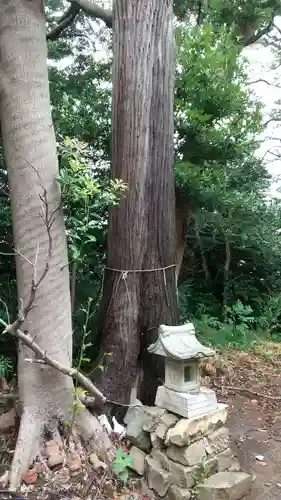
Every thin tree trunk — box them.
[222,237,231,321]
[0,0,110,487]
[71,261,78,314]
[194,216,210,281]
[96,0,179,406]
[175,198,190,284]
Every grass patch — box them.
[193,315,268,351]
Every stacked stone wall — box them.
[125,403,252,499]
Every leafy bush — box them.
[111,448,133,484]
[0,355,13,379]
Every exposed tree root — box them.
[8,402,114,490]
[9,409,42,490]
[0,406,16,432]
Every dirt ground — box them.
[209,345,281,500]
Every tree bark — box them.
[96,0,179,406]
[0,0,111,488]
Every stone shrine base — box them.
[155,385,218,419]
[125,402,252,499]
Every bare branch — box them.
[243,15,275,47]
[46,0,112,41]
[247,78,281,89]
[68,0,112,28]
[46,4,80,41]
[0,166,108,409]
[0,318,106,404]
[263,117,281,128]
[263,136,281,142]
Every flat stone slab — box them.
[206,426,230,454]
[166,440,206,466]
[151,449,217,490]
[216,448,241,472]
[125,403,151,452]
[166,404,228,446]
[166,485,191,499]
[155,413,179,440]
[155,386,218,419]
[197,471,252,500]
[128,446,146,475]
[143,407,167,432]
[146,456,173,497]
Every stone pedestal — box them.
[155,385,218,419]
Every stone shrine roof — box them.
[147,323,215,361]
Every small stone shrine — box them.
[148,323,218,419]
[124,323,253,500]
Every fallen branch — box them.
[213,380,281,401]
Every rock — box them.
[22,466,37,485]
[166,404,228,446]
[206,427,229,454]
[202,437,212,455]
[166,485,191,500]
[44,439,60,457]
[166,440,206,466]
[197,471,252,500]
[54,467,70,485]
[129,446,146,475]
[228,463,241,473]
[151,432,164,450]
[146,456,173,497]
[53,432,64,450]
[200,457,218,478]
[67,451,82,476]
[124,399,143,426]
[0,470,9,488]
[89,452,107,471]
[0,407,16,431]
[47,452,64,468]
[151,449,196,489]
[155,413,179,440]
[140,477,157,498]
[126,405,152,452]
[143,407,167,432]
[151,449,216,489]
[44,439,65,468]
[217,448,240,472]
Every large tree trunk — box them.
[0,0,110,488]
[96,0,179,407]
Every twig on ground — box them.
[213,380,281,401]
